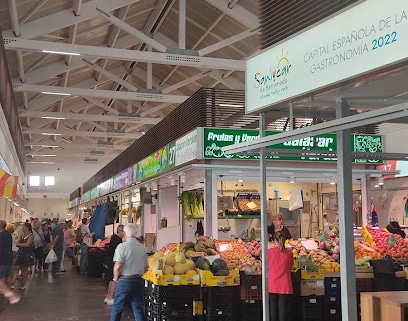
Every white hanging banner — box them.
[246,0,408,113]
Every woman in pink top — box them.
[268,231,294,321]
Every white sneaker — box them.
[19,285,26,290]
[10,284,15,289]
[106,299,114,306]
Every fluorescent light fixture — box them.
[13,202,19,206]
[41,91,71,96]
[220,103,244,108]
[42,50,80,56]
[40,145,59,148]
[289,176,295,184]
[41,116,66,120]
[41,133,61,136]
[378,177,384,185]
[37,154,57,157]
[238,179,244,183]
[330,178,336,185]
[27,161,56,164]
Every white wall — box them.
[25,197,70,220]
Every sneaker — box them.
[106,299,114,306]
[10,284,15,289]
[52,272,64,275]
[19,285,26,290]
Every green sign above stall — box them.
[203,128,383,163]
[136,146,168,180]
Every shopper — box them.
[0,220,20,304]
[50,219,65,275]
[387,221,406,238]
[41,222,52,271]
[62,220,77,270]
[32,220,44,272]
[79,217,93,276]
[10,222,34,290]
[268,231,294,321]
[110,223,148,321]
[323,214,334,235]
[104,224,125,305]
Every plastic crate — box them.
[239,300,262,321]
[202,286,236,306]
[239,273,262,300]
[324,304,342,321]
[302,296,323,321]
[203,305,233,320]
[151,284,200,303]
[162,301,194,319]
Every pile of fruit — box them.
[364,227,408,259]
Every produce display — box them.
[145,225,408,286]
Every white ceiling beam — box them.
[66,24,78,66]
[205,0,258,29]
[83,59,139,92]
[162,71,211,94]
[18,110,161,125]
[25,142,128,151]
[4,38,245,70]
[222,102,408,155]
[178,0,186,49]
[13,83,188,103]
[2,0,142,38]
[7,0,20,36]
[20,0,49,25]
[97,7,168,53]
[22,128,142,139]
[73,0,83,16]
[16,50,26,82]
[198,27,259,56]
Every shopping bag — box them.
[288,187,304,211]
[44,249,58,264]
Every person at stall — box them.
[255,213,292,241]
[386,221,406,238]
[109,223,148,321]
[268,231,294,321]
[104,224,125,306]
[79,217,93,276]
[323,214,334,235]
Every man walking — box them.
[110,224,147,321]
[79,217,93,276]
[50,219,65,275]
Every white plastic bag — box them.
[44,249,58,264]
[288,187,304,211]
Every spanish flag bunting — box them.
[0,175,18,198]
[0,168,10,187]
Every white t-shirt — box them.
[113,238,147,276]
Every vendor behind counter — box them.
[386,221,406,238]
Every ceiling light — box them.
[41,116,66,120]
[37,154,57,157]
[40,145,59,148]
[330,178,336,185]
[41,91,71,96]
[41,133,61,136]
[42,50,80,56]
[378,177,384,186]
[238,179,243,183]
[219,103,244,108]
[289,176,295,184]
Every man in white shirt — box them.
[110,224,147,321]
[79,217,93,276]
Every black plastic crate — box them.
[324,304,342,321]
[151,284,200,303]
[202,286,236,306]
[162,301,194,318]
[239,272,262,300]
[203,305,233,320]
[238,300,262,321]
[302,296,323,321]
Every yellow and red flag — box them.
[0,175,18,198]
[0,168,10,187]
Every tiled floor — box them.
[0,266,135,321]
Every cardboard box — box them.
[198,268,240,287]
[300,279,325,296]
[301,270,325,279]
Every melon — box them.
[211,258,228,273]
[185,269,198,277]
[214,269,229,276]
[148,257,156,269]
[173,262,187,275]
[163,265,174,275]
[153,251,164,259]
[175,252,186,264]
[165,252,177,266]
[185,259,196,270]
[195,257,211,270]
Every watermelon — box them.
[211,258,228,273]
[196,257,211,270]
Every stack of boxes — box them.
[324,277,341,321]
[237,272,263,321]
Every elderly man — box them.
[110,224,147,321]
